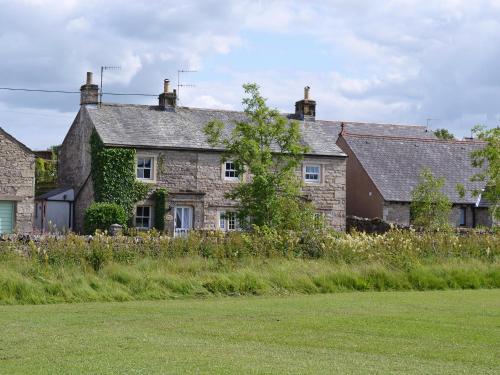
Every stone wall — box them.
[383,202,411,226]
[140,150,347,232]
[449,205,474,228]
[346,215,393,233]
[58,107,95,232]
[383,201,494,228]
[472,207,494,228]
[0,129,35,233]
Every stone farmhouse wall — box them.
[136,150,347,232]
[59,109,347,233]
[58,110,94,232]
[0,130,35,233]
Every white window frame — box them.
[174,206,193,236]
[136,155,155,182]
[135,205,152,229]
[223,161,240,181]
[218,210,239,231]
[304,164,321,184]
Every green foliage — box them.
[0,232,499,304]
[434,128,455,140]
[90,131,150,216]
[154,188,168,231]
[1,228,499,304]
[410,168,452,230]
[470,125,500,221]
[204,83,313,230]
[34,146,58,196]
[83,202,128,235]
[85,243,113,272]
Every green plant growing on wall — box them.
[204,83,317,231]
[410,168,452,230]
[90,131,150,217]
[154,188,168,231]
[35,146,58,196]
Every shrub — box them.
[84,202,128,235]
[154,188,168,231]
[410,168,452,230]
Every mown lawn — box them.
[0,290,499,374]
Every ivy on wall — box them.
[154,188,168,231]
[90,131,150,216]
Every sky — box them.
[1,0,500,149]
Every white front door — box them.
[174,206,193,236]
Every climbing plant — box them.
[35,146,58,196]
[90,131,150,216]
[154,188,168,231]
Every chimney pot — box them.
[86,72,93,85]
[295,85,316,121]
[80,71,99,105]
[159,78,177,110]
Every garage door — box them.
[0,201,14,234]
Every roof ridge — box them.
[341,120,427,128]
[96,104,430,128]
[343,131,485,144]
[96,102,245,114]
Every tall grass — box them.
[0,229,498,304]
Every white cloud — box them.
[65,17,90,32]
[1,0,499,148]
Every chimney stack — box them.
[295,86,316,121]
[159,79,177,110]
[80,71,99,105]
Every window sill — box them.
[136,178,156,184]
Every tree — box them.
[469,125,500,222]
[434,128,455,140]
[410,168,452,230]
[204,83,315,230]
[35,146,58,196]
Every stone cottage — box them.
[0,127,35,234]
[337,131,493,227]
[58,73,347,234]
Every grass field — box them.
[1,290,499,374]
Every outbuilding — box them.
[0,127,35,234]
[35,188,74,233]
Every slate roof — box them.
[343,134,487,204]
[311,119,437,139]
[36,187,72,200]
[85,104,346,157]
